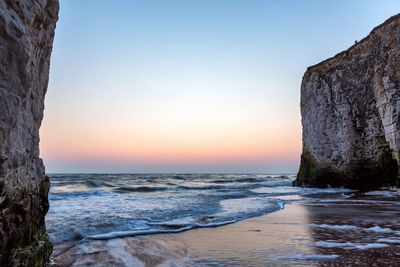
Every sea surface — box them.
[46,173,353,244]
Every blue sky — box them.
[41,0,400,173]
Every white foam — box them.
[51,185,90,193]
[364,190,400,197]
[366,226,395,234]
[309,198,399,205]
[309,223,359,231]
[88,220,239,240]
[311,241,389,250]
[311,241,354,248]
[278,253,339,261]
[377,238,400,244]
[250,186,300,194]
[218,197,282,216]
[306,188,355,194]
[310,224,400,236]
[354,243,389,250]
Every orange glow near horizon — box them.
[40,110,301,168]
[42,0,319,172]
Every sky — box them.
[40,0,400,173]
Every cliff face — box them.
[295,14,400,189]
[0,0,58,265]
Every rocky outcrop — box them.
[0,0,58,265]
[295,14,400,189]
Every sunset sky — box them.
[41,0,400,173]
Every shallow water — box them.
[52,189,400,266]
[46,173,353,244]
[173,192,400,266]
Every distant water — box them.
[46,174,352,244]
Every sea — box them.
[46,173,353,244]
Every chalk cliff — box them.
[0,0,58,265]
[295,14,400,189]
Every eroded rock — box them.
[295,14,400,189]
[0,0,59,265]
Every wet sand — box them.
[53,192,400,266]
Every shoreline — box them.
[53,191,400,266]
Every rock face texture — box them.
[295,14,400,189]
[0,0,58,265]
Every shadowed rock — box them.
[0,0,59,265]
[295,14,400,189]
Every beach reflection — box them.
[174,192,400,266]
[177,199,316,266]
[303,192,400,266]
[53,191,400,266]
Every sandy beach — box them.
[53,191,400,266]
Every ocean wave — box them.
[277,254,340,261]
[309,223,359,231]
[377,238,400,244]
[364,190,400,197]
[366,226,396,234]
[87,219,238,240]
[211,177,264,184]
[310,241,389,250]
[309,223,400,235]
[114,186,169,193]
[251,186,300,194]
[177,184,226,190]
[47,173,357,244]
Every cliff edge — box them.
[0,0,59,265]
[294,14,400,189]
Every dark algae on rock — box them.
[0,0,59,266]
[295,14,400,190]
